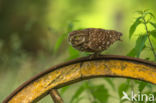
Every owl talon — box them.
[89,53,103,59]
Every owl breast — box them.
[68,28,122,53]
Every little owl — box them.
[68,28,122,56]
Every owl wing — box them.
[87,29,112,52]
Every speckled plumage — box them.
[68,28,122,54]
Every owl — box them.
[68,28,122,56]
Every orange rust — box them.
[3,56,156,103]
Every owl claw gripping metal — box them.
[68,28,122,57]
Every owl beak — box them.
[119,32,123,36]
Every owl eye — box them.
[75,36,81,40]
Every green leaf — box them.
[153,92,156,97]
[149,22,156,29]
[74,97,84,103]
[129,17,142,39]
[118,82,130,98]
[104,78,115,91]
[135,35,148,57]
[135,81,153,92]
[68,46,79,56]
[70,85,85,103]
[144,11,155,18]
[67,46,80,60]
[127,35,147,57]
[127,48,136,57]
[53,33,67,53]
[150,30,156,38]
[90,85,109,103]
[60,86,70,94]
[138,81,147,92]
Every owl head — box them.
[68,30,88,47]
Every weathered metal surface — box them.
[3,55,156,103]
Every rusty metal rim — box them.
[3,55,156,103]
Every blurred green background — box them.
[0,0,156,103]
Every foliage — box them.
[70,81,109,103]
[1,0,156,102]
[129,17,142,39]
[126,10,156,102]
[128,10,156,60]
[58,10,156,103]
[127,34,147,57]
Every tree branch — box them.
[50,89,64,103]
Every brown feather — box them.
[68,28,122,53]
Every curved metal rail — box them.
[3,55,156,103]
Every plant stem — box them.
[143,18,156,60]
[131,80,134,103]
